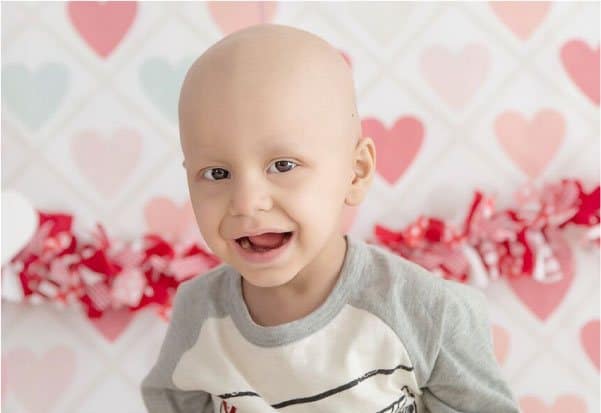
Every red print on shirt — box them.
[220,400,238,413]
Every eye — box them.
[200,160,298,181]
[201,167,230,181]
[267,160,298,174]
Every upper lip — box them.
[232,229,293,240]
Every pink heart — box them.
[507,229,573,321]
[3,346,76,413]
[208,2,277,36]
[581,319,600,371]
[494,109,565,178]
[70,128,142,198]
[519,394,588,413]
[67,1,137,58]
[420,43,490,108]
[362,117,424,185]
[89,307,136,342]
[491,324,510,365]
[560,40,600,105]
[145,197,198,244]
[489,1,551,40]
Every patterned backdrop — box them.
[1,1,599,412]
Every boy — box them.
[141,23,519,412]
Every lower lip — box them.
[232,232,294,264]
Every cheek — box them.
[285,170,347,219]
[310,165,349,201]
[190,198,222,237]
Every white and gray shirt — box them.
[141,234,519,412]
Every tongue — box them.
[247,232,286,248]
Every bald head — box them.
[178,24,376,271]
[178,24,361,159]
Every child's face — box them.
[179,25,365,288]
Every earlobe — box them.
[344,189,360,206]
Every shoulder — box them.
[353,240,490,384]
[357,240,472,302]
[355,239,488,335]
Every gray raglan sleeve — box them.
[421,283,520,413]
[140,282,214,413]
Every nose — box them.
[227,173,273,217]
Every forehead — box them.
[184,128,340,173]
[180,85,340,163]
[178,40,356,164]
[188,132,310,156]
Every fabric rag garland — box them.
[1,178,598,320]
[1,213,221,320]
[373,179,599,288]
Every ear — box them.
[345,136,376,206]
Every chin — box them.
[243,270,298,289]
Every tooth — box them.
[241,238,251,249]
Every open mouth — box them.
[235,231,293,253]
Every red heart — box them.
[67,1,137,58]
[507,229,573,321]
[580,319,600,371]
[560,40,600,105]
[89,308,136,342]
[362,117,424,185]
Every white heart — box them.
[1,190,37,265]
